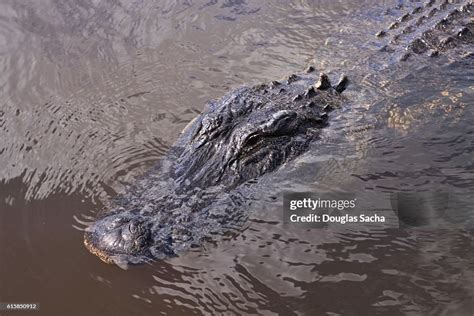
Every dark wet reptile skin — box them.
[84,0,473,266]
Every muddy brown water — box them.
[1,0,473,315]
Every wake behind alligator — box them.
[84,0,473,266]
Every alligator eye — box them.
[244,134,260,148]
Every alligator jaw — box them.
[84,232,116,265]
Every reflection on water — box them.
[0,0,473,315]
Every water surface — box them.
[0,0,473,315]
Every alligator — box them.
[84,0,473,266]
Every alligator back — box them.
[375,0,473,64]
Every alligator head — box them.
[172,72,349,190]
[84,72,349,265]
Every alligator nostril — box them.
[134,235,148,249]
[129,221,138,234]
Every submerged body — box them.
[85,0,474,265]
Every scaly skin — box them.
[375,0,473,62]
[84,71,349,265]
[84,0,473,266]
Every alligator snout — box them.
[84,213,152,265]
